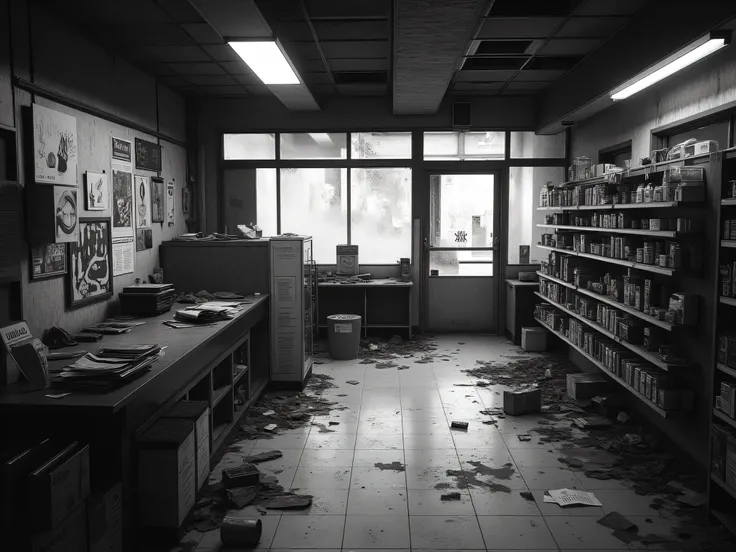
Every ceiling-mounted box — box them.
[452,102,472,127]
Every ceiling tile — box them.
[478,17,564,39]
[472,39,538,55]
[308,84,336,96]
[573,0,645,15]
[233,74,262,85]
[501,88,540,95]
[555,16,628,37]
[515,69,565,81]
[105,24,193,46]
[157,75,192,88]
[537,38,603,55]
[505,80,553,90]
[45,0,170,25]
[155,0,207,23]
[303,72,335,84]
[319,40,389,58]
[243,85,272,95]
[196,85,249,96]
[336,83,388,96]
[169,62,227,75]
[185,75,239,86]
[462,57,527,71]
[182,23,223,43]
[453,82,505,91]
[148,45,211,62]
[305,0,390,19]
[291,59,329,73]
[219,61,252,75]
[313,20,388,40]
[274,21,314,41]
[328,58,386,71]
[487,0,582,17]
[202,45,241,62]
[454,70,518,82]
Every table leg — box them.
[408,287,412,340]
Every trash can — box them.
[327,314,362,360]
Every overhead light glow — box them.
[611,36,728,101]
[228,41,300,85]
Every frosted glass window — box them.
[510,132,566,158]
[424,131,505,160]
[351,168,412,263]
[429,250,493,276]
[280,168,347,263]
[429,174,494,247]
[351,132,412,159]
[223,133,275,160]
[508,166,565,265]
[255,168,277,237]
[280,133,347,159]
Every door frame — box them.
[420,167,506,333]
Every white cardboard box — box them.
[87,482,122,552]
[163,402,210,491]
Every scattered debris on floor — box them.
[374,461,406,472]
[311,422,335,433]
[440,492,462,501]
[263,424,277,432]
[450,421,469,430]
[346,380,360,385]
[262,495,313,510]
[519,491,534,501]
[545,488,602,507]
[517,434,532,442]
[243,450,282,463]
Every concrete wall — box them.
[570,41,736,163]
[6,2,188,336]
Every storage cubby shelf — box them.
[536,245,678,276]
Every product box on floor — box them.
[503,388,542,415]
[567,373,608,401]
[87,482,122,552]
[162,401,210,491]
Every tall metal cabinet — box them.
[270,236,315,388]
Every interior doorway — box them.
[425,172,500,332]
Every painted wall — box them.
[570,42,736,163]
[6,2,188,336]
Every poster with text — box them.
[134,175,151,229]
[33,104,78,186]
[111,137,131,163]
[151,177,164,222]
[112,236,135,276]
[166,180,175,225]
[111,163,133,237]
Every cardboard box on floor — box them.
[567,373,608,401]
[87,482,122,552]
[161,401,210,492]
[504,388,542,415]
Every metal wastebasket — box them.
[327,314,362,360]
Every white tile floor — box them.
[174,335,688,552]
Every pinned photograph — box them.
[85,171,108,211]
[151,177,164,222]
[134,175,151,228]
[54,187,78,243]
[167,180,175,224]
[136,228,153,251]
[33,104,78,186]
[112,166,133,237]
[67,218,113,309]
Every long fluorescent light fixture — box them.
[228,40,300,85]
[611,32,730,101]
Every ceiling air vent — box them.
[333,71,387,84]
[462,57,527,71]
[475,40,534,55]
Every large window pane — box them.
[351,168,412,263]
[281,133,347,159]
[280,168,347,263]
[351,132,412,159]
[429,174,494,247]
[424,131,505,160]
[508,166,565,265]
[510,132,566,158]
[255,168,277,236]
[223,133,275,160]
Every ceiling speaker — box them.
[453,102,471,127]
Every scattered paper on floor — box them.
[546,488,602,507]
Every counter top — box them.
[0,295,268,412]
[318,278,413,288]
[505,279,539,287]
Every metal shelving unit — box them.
[537,244,678,276]
[537,223,690,238]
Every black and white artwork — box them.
[112,165,133,237]
[54,187,78,243]
[167,180,175,225]
[33,104,78,186]
[30,243,67,280]
[134,175,151,229]
[151,177,164,223]
[136,228,152,251]
[85,172,108,211]
[67,218,113,309]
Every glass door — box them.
[425,172,501,332]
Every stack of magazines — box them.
[51,344,164,392]
[173,301,244,324]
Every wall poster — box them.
[151,177,165,223]
[53,187,78,243]
[166,180,175,225]
[33,104,78,186]
[67,218,113,309]
[134,138,162,172]
[111,137,131,163]
[30,243,67,280]
[134,175,151,229]
[112,236,135,276]
[84,171,108,211]
[136,229,152,252]
[182,187,191,216]
[111,162,133,237]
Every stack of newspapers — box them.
[51,344,164,392]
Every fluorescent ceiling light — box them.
[611,34,729,101]
[228,41,300,85]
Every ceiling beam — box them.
[393,0,490,114]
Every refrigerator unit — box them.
[269,236,315,387]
